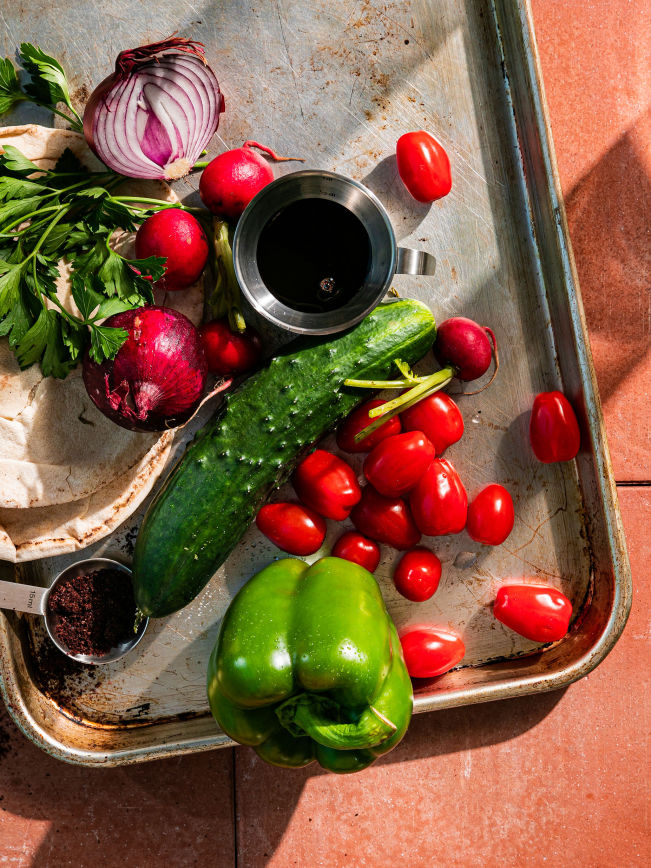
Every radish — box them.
[199,141,303,220]
[434,317,496,381]
[343,314,498,443]
[135,209,209,290]
[198,317,262,376]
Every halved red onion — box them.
[83,37,225,180]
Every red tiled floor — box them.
[0,734,236,866]
[533,0,650,480]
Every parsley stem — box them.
[0,204,63,235]
[47,291,83,325]
[30,100,83,132]
[110,196,205,214]
[22,205,72,263]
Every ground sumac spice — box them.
[47,569,136,657]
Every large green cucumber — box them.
[133,299,436,616]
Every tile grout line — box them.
[232,748,239,867]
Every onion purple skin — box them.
[83,40,224,181]
[82,306,208,433]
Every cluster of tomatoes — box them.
[255,387,580,681]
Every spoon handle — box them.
[0,580,47,615]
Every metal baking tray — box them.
[0,0,632,765]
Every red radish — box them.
[198,318,262,376]
[199,141,303,220]
[434,317,497,381]
[82,306,208,432]
[135,209,209,290]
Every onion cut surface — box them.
[84,38,224,180]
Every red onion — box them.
[82,306,208,431]
[83,37,225,180]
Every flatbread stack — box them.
[0,125,204,562]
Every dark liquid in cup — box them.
[256,198,371,313]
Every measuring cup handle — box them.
[0,580,48,615]
[396,247,436,276]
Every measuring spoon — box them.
[0,557,148,665]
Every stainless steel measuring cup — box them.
[0,557,148,665]
[233,170,436,335]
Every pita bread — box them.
[0,125,204,559]
[0,432,172,562]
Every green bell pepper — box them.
[207,556,413,773]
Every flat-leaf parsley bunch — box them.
[0,43,200,377]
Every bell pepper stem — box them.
[276,693,397,750]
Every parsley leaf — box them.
[0,145,42,177]
[15,307,76,377]
[75,243,162,302]
[19,43,83,131]
[0,175,47,201]
[0,261,24,317]
[89,324,129,363]
[60,317,88,362]
[0,58,26,115]
[70,271,105,320]
[0,195,49,230]
[0,286,35,348]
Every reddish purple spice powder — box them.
[47,569,136,657]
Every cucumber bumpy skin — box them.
[133,299,436,616]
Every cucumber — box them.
[133,299,436,616]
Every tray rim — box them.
[0,0,633,766]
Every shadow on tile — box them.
[230,687,566,864]
[565,113,650,408]
[0,704,236,868]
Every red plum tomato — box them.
[350,486,421,550]
[400,393,463,455]
[409,458,467,536]
[255,502,326,556]
[396,131,452,203]
[530,391,580,463]
[400,627,465,678]
[293,449,361,521]
[393,548,442,602]
[134,209,208,290]
[494,584,572,643]
[466,484,514,546]
[363,431,435,497]
[336,399,402,453]
[198,318,262,376]
[332,531,381,572]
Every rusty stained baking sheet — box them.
[0,0,632,764]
